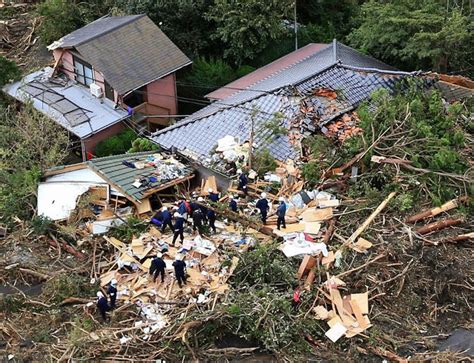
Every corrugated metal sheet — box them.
[87,152,193,202]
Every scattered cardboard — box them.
[325,322,347,343]
[304,222,321,235]
[276,223,306,233]
[317,199,340,208]
[313,305,329,320]
[350,292,369,315]
[321,251,335,267]
[136,198,152,214]
[301,208,333,222]
[327,315,343,328]
[351,237,373,253]
[349,300,368,329]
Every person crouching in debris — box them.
[172,254,187,288]
[237,169,248,196]
[192,207,204,235]
[256,192,270,224]
[229,195,238,213]
[107,279,118,309]
[160,206,174,233]
[96,291,110,322]
[276,197,287,230]
[172,212,185,246]
[150,253,166,283]
[150,210,164,228]
[207,209,217,234]
[208,188,220,203]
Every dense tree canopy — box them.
[348,0,474,75]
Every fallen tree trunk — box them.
[416,218,463,235]
[48,237,85,259]
[406,196,468,223]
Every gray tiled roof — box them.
[50,15,191,95]
[152,64,415,162]
[87,152,193,202]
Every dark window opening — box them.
[123,86,146,108]
[104,80,114,101]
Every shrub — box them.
[252,149,277,177]
[0,56,21,86]
[37,0,85,45]
[128,137,160,153]
[186,57,236,92]
[94,129,137,157]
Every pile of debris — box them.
[200,135,250,175]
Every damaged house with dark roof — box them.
[3,14,191,160]
[151,40,472,184]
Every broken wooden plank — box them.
[351,237,373,253]
[104,236,147,272]
[343,192,396,247]
[297,255,317,279]
[301,208,333,222]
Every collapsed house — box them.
[38,151,194,230]
[151,40,406,169]
[3,14,191,159]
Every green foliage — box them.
[348,0,474,75]
[112,0,216,59]
[94,129,137,157]
[301,135,336,187]
[42,274,98,304]
[0,56,21,87]
[252,149,278,177]
[206,0,293,64]
[37,0,85,45]
[128,138,160,153]
[30,215,54,236]
[235,64,256,78]
[109,216,149,241]
[186,57,237,93]
[0,295,25,314]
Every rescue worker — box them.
[172,212,185,246]
[197,197,208,223]
[96,291,110,322]
[192,207,204,235]
[208,188,219,203]
[256,192,270,224]
[276,197,287,230]
[207,209,217,234]
[237,169,248,196]
[172,255,187,288]
[160,206,174,233]
[107,279,118,309]
[150,253,166,283]
[229,195,238,213]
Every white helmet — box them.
[111,279,117,286]
[237,169,242,174]
[175,254,182,261]
[229,195,234,199]
[162,206,168,212]
[197,197,204,202]
[261,192,267,198]
[156,252,163,258]
[174,212,182,218]
[279,197,285,202]
[208,188,213,193]
[96,291,104,299]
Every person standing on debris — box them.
[237,169,248,196]
[276,197,287,230]
[207,209,217,234]
[256,192,270,224]
[107,279,118,309]
[150,253,166,283]
[160,206,174,233]
[172,255,187,288]
[208,188,219,203]
[96,291,110,322]
[197,197,208,223]
[229,195,238,213]
[192,207,204,235]
[172,212,185,246]
[177,200,188,219]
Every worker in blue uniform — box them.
[172,212,185,246]
[160,206,174,233]
[107,279,118,309]
[237,169,248,196]
[255,192,270,224]
[229,195,238,213]
[276,197,287,230]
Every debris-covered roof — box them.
[152,64,415,162]
[87,152,194,202]
[2,67,129,139]
[48,15,192,95]
[204,40,396,105]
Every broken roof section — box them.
[152,64,415,162]
[48,15,192,95]
[3,67,129,139]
